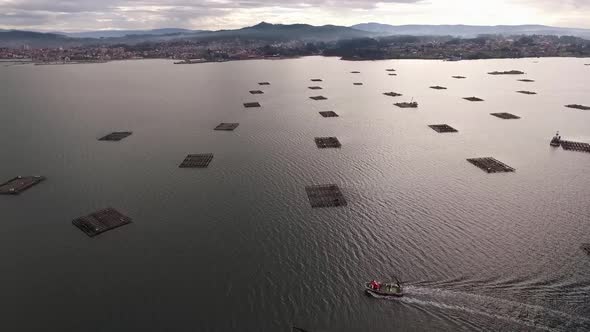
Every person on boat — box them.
[370,280,381,290]
[550,131,561,146]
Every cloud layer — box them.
[1,0,589,32]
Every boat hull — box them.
[365,283,404,298]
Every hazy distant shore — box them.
[3,54,588,67]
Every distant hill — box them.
[56,22,370,42]
[64,28,197,39]
[0,30,84,48]
[0,22,372,47]
[351,23,590,39]
[193,22,372,42]
[0,29,201,47]
[3,22,590,48]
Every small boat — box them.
[365,279,403,298]
[550,131,561,147]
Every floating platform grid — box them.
[428,124,458,133]
[249,90,264,94]
[430,86,447,90]
[72,207,132,237]
[308,86,323,90]
[581,244,590,256]
[305,184,347,208]
[179,153,214,168]
[350,71,361,74]
[214,123,239,131]
[353,83,363,86]
[0,176,45,195]
[315,137,341,149]
[394,102,418,108]
[452,76,466,79]
[99,131,132,141]
[565,104,590,111]
[319,111,339,118]
[518,79,535,82]
[517,90,537,95]
[560,140,590,153]
[244,102,261,108]
[258,82,271,86]
[311,79,323,82]
[383,92,402,97]
[488,70,525,75]
[491,112,521,120]
[467,157,515,173]
[386,69,396,72]
[310,96,328,101]
[464,97,484,102]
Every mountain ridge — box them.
[63,28,197,38]
[351,23,590,38]
[2,22,590,48]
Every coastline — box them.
[2,54,589,67]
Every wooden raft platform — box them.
[350,71,361,74]
[308,86,323,90]
[491,113,520,120]
[452,76,466,79]
[99,131,132,141]
[386,69,396,72]
[384,92,402,97]
[353,82,363,86]
[310,96,328,101]
[565,104,590,111]
[305,184,347,208]
[258,82,271,86]
[488,70,525,75]
[518,79,535,82]
[249,90,264,94]
[464,97,484,102]
[310,79,323,82]
[0,176,45,195]
[214,123,239,131]
[560,140,590,153]
[394,102,418,108]
[430,86,447,90]
[517,90,537,95]
[319,111,339,118]
[429,124,458,133]
[179,154,214,168]
[388,73,397,76]
[315,137,341,148]
[467,157,515,173]
[72,208,132,237]
[244,102,261,108]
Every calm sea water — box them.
[1,57,589,332]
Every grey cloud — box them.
[2,0,423,13]
[0,0,423,30]
[2,0,588,31]
[516,0,590,7]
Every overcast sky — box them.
[1,0,589,32]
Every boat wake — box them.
[386,286,590,331]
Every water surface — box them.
[1,57,589,331]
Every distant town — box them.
[2,34,590,64]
